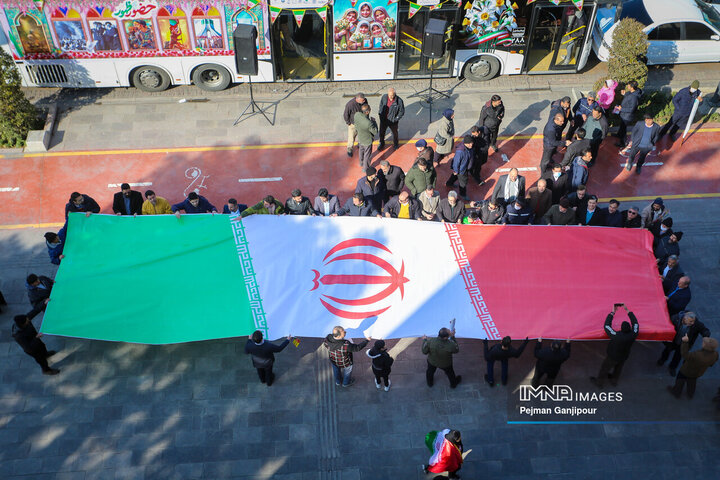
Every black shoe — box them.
[378,143,386,151]
[43,369,60,375]
[667,386,681,398]
[46,350,57,358]
[427,379,434,387]
[267,373,275,386]
[484,374,494,387]
[422,465,429,475]
[669,367,676,377]
[635,165,642,174]
[347,150,353,158]
[393,144,399,150]
[450,376,462,389]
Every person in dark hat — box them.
[641,197,670,229]
[434,109,455,165]
[12,314,59,375]
[532,338,571,387]
[414,138,435,166]
[650,217,673,249]
[244,331,292,386]
[590,304,638,388]
[366,340,394,391]
[355,167,385,213]
[659,80,703,140]
[655,231,683,267]
[502,197,533,225]
[542,196,577,225]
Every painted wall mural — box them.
[1,1,270,59]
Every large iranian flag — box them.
[41,214,674,344]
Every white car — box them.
[593,0,720,65]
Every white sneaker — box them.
[375,379,381,389]
[384,380,391,392]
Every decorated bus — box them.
[0,0,620,91]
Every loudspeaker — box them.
[233,24,258,75]
[422,18,448,57]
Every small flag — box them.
[408,2,421,19]
[549,0,560,4]
[292,9,305,27]
[571,0,584,8]
[292,338,301,347]
[269,5,282,24]
[387,0,399,4]
[316,5,327,23]
[527,0,537,4]
[247,0,260,8]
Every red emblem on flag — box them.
[310,238,409,319]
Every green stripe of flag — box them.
[41,213,261,344]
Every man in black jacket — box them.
[621,206,641,228]
[576,195,605,226]
[12,314,59,375]
[655,231,682,268]
[562,128,591,168]
[377,88,405,150]
[470,199,504,224]
[65,192,101,220]
[660,255,684,293]
[666,276,691,317]
[483,336,529,386]
[436,191,466,223]
[532,339,571,387]
[615,80,642,147]
[340,193,380,217]
[590,304,639,388]
[378,160,405,202]
[657,311,710,376]
[324,326,371,387]
[383,191,420,219]
[602,199,623,227]
[477,94,504,152]
[112,183,143,215]
[491,168,526,206]
[469,125,490,185]
[343,92,368,157]
[285,189,315,216]
[548,96,572,131]
[624,114,661,174]
[543,163,569,204]
[541,113,571,173]
[244,330,292,386]
[26,274,53,317]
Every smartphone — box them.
[613,303,624,308]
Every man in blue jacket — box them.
[566,91,599,140]
[340,193,380,217]
[445,136,473,200]
[355,167,385,213]
[44,226,66,265]
[624,114,660,174]
[541,113,571,173]
[615,80,642,147]
[659,80,703,140]
[172,192,218,217]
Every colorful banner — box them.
[269,5,282,23]
[316,5,327,22]
[42,215,674,344]
[572,0,584,8]
[292,9,305,26]
[408,1,421,19]
[333,0,397,52]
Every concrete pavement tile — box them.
[260,425,289,442]
[174,463,203,479]
[112,466,144,480]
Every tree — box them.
[606,18,649,89]
[0,48,41,148]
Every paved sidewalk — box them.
[0,199,719,480]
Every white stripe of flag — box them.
[107,182,153,188]
[0,187,20,192]
[238,177,283,183]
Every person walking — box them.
[667,336,718,399]
[624,114,660,174]
[582,106,608,167]
[445,136,473,200]
[324,326,371,387]
[354,104,379,171]
[615,80,642,147]
[541,113,571,173]
[366,340,394,391]
[377,87,405,150]
[244,331,292,386]
[658,80,703,140]
[343,93,368,157]
[423,429,464,479]
[483,336,529,387]
[434,109,455,165]
[590,303,639,388]
[12,314,60,375]
[422,326,461,388]
[532,338,571,387]
[477,95,504,152]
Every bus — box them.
[0,0,620,92]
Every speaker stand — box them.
[233,76,274,126]
[410,58,450,122]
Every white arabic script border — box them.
[231,218,268,337]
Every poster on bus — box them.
[333,0,396,52]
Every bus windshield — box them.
[696,0,720,31]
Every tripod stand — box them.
[233,75,274,126]
[413,57,450,106]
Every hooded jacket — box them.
[478,100,504,129]
[241,199,285,217]
[324,334,369,368]
[435,116,455,155]
[355,176,385,212]
[366,347,394,373]
[604,311,639,362]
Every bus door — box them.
[272,10,330,80]
[395,3,456,77]
[525,3,594,73]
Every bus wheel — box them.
[463,56,500,82]
[192,64,232,92]
[132,66,171,92]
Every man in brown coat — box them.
[667,336,718,399]
[526,179,553,224]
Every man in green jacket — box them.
[240,195,285,217]
[405,159,437,197]
[354,104,378,171]
[422,327,461,388]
